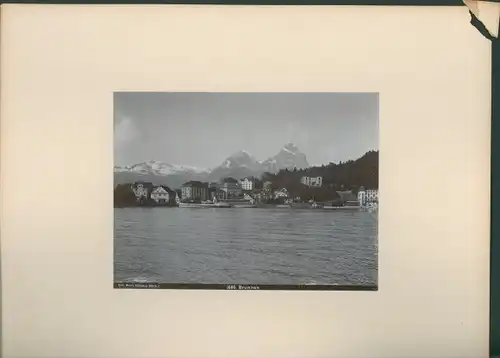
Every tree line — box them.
[259,150,378,203]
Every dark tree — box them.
[257,150,378,203]
[114,184,138,207]
[254,177,263,189]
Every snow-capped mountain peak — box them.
[221,150,259,169]
[282,142,299,154]
[260,142,309,171]
[114,160,208,176]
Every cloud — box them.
[114,115,139,147]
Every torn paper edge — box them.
[463,0,500,38]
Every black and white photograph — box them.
[114,92,379,290]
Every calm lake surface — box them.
[114,208,378,286]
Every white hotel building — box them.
[300,176,323,187]
[357,186,379,208]
[240,177,254,191]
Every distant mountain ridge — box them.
[114,143,311,188]
[114,161,209,176]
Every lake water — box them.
[114,207,378,286]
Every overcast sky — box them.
[114,92,378,169]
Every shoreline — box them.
[115,204,378,211]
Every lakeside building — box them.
[131,181,154,203]
[181,181,209,201]
[300,176,323,187]
[150,185,170,205]
[357,186,379,207]
[220,177,243,199]
[263,181,273,190]
[208,186,217,201]
[274,188,289,199]
[249,189,266,202]
[240,177,254,191]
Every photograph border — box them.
[2,1,496,357]
[1,0,466,5]
[490,19,499,358]
[113,91,380,292]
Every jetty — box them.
[218,198,257,208]
[178,197,232,208]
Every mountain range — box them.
[114,142,310,189]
